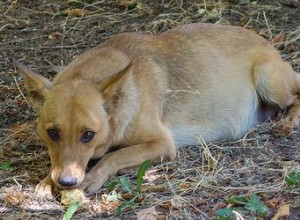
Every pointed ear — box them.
[99,62,133,99]
[13,59,52,111]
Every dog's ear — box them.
[13,59,51,111]
[99,61,133,99]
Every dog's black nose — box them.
[58,176,77,187]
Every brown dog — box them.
[14,23,300,199]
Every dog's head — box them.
[13,59,132,189]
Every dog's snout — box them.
[58,175,78,187]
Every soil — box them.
[0,0,299,219]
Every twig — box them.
[263,10,273,42]
[13,76,31,108]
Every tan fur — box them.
[14,23,300,199]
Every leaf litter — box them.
[0,0,300,219]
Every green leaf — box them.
[215,208,236,218]
[0,162,14,171]
[285,172,300,186]
[245,194,268,216]
[136,160,151,194]
[115,197,136,215]
[228,195,247,205]
[108,180,119,191]
[119,177,132,194]
[62,202,80,220]
[213,217,236,220]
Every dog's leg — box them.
[35,174,55,201]
[80,126,176,194]
[254,57,300,126]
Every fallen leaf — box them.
[179,182,193,190]
[272,34,284,45]
[143,169,162,183]
[271,203,290,220]
[271,118,294,137]
[142,184,166,193]
[170,197,184,209]
[67,9,87,17]
[285,43,295,52]
[4,191,29,207]
[137,206,159,220]
[265,198,284,209]
[94,191,121,216]
[104,190,120,202]
[61,189,88,206]
[160,197,206,209]
[48,32,62,40]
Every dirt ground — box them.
[0,0,300,219]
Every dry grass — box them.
[0,0,300,219]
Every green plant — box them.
[0,161,14,171]
[62,202,81,220]
[227,195,247,205]
[214,208,236,220]
[60,188,88,220]
[214,194,269,219]
[244,194,268,217]
[285,172,300,186]
[108,160,152,215]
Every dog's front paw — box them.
[289,113,300,127]
[80,171,109,195]
[35,175,54,201]
[286,100,300,127]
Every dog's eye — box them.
[81,131,95,143]
[47,129,60,141]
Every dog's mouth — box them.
[58,184,78,190]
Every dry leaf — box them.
[179,182,193,190]
[67,9,87,17]
[92,191,121,216]
[142,184,166,193]
[137,206,159,220]
[61,189,88,206]
[265,198,284,209]
[117,1,134,8]
[271,118,293,137]
[143,169,162,183]
[272,34,285,45]
[160,197,206,209]
[117,0,142,10]
[286,43,295,52]
[48,32,62,40]
[271,203,290,220]
[170,197,184,209]
[4,191,29,207]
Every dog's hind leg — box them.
[254,55,300,126]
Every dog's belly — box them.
[168,104,258,148]
[164,82,260,148]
